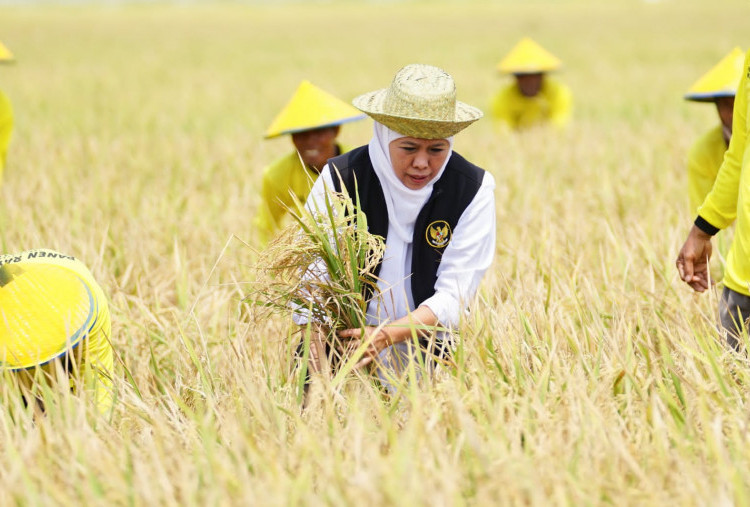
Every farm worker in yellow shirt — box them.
[0,250,114,414]
[684,48,745,282]
[685,47,745,212]
[0,40,15,185]
[491,37,572,130]
[677,49,750,350]
[254,80,365,244]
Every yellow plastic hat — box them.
[0,264,95,370]
[497,37,562,74]
[685,47,745,102]
[264,80,366,139]
[0,41,14,63]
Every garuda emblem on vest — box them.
[426,220,452,248]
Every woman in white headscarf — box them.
[300,64,496,381]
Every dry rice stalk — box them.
[246,180,385,342]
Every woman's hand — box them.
[337,307,440,369]
[337,327,394,369]
[305,327,330,375]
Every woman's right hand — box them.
[337,327,394,369]
[305,327,329,375]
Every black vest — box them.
[329,146,485,307]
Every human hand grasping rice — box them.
[336,305,440,369]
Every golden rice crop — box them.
[0,0,750,504]
[248,184,384,334]
[247,182,385,389]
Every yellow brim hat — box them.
[685,47,745,102]
[0,41,14,63]
[353,64,483,139]
[0,264,95,370]
[264,80,366,139]
[497,37,562,74]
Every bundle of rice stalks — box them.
[247,181,385,342]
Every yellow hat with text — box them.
[264,80,366,139]
[685,47,745,102]
[497,37,562,74]
[0,41,14,63]
[0,264,95,370]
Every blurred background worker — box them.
[254,81,365,244]
[685,47,745,213]
[0,40,14,185]
[491,37,572,130]
[0,250,114,414]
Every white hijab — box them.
[367,122,454,242]
[363,122,454,326]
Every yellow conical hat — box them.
[264,80,366,139]
[0,41,14,63]
[685,47,745,102]
[497,37,562,74]
[0,264,94,370]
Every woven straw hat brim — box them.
[353,88,483,139]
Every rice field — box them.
[1,0,750,503]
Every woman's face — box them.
[388,137,450,190]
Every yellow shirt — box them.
[688,126,728,213]
[491,78,572,129]
[699,50,750,296]
[689,126,732,280]
[0,250,114,413]
[0,89,13,184]
[254,144,349,244]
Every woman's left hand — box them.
[337,327,394,369]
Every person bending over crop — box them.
[254,81,365,244]
[297,64,496,387]
[677,49,750,350]
[0,250,114,413]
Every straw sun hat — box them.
[352,64,483,139]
